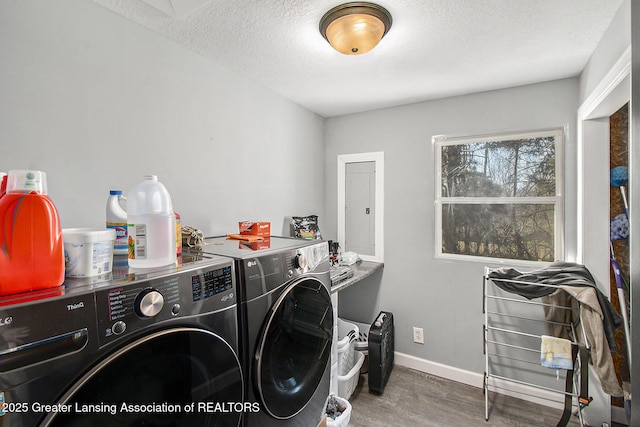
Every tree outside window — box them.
[434,129,563,263]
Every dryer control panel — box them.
[96,261,234,347]
[241,241,330,301]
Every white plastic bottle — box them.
[106,190,128,255]
[126,175,176,269]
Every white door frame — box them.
[577,46,630,275]
[576,45,630,426]
[337,152,384,262]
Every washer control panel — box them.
[96,261,234,346]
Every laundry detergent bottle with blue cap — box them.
[127,175,176,269]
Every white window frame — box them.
[434,128,564,265]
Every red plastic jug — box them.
[0,170,64,296]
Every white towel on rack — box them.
[540,335,573,370]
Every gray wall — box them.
[0,0,326,235]
[324,79,579,373]
[579,0,631,104]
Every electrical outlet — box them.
[413,327,424,344]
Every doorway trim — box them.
[337,151,384,262]
[576,45,630,426]
[576,46,630,267]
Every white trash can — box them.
[326,395,352,427]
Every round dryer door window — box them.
[45,328,243,427]
[255,277,333,419]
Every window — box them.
[434,129,563,263]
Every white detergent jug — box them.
[126,175,176,269]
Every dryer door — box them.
[255,277,333,419]
[44,328,243,427]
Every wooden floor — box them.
[347,365,583,427]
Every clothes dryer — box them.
[199,236,333,427]
[0,253,244,427]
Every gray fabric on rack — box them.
[488,261,624,396]
[488,261,622,352]
[543,289,623,396]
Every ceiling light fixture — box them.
[319,2,392,55]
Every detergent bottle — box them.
[106,190,128,255]
[127,175,176,269]
[0,170,65,295]
[175,212,182,256]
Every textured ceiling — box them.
[91,0,624,117]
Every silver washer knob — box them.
[138,290,164,317]
[295,254,307,269]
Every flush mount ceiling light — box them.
[320,2,392,55]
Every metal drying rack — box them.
[482,266,591,427]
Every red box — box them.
[239,221,270,237]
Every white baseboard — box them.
[394,352,483,388]
[394,351,567,411]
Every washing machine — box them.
[0,253,244,427]
[199,236,333,427]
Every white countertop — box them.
[330,261,384,294]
